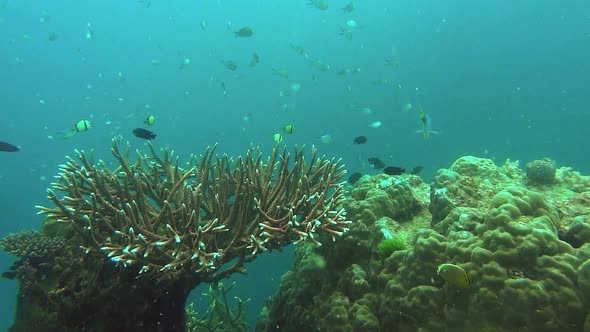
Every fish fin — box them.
[416,129,440,138]
[59,128,77,139]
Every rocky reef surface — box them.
[256,156,590,332]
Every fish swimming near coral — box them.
[132,128,156,140]
[368,157,385,169]
[368,121,382,128]
[437,263,471,288]
[383,166,405,176]
[317,134,333,144]
[348,172,362,185]
[272,68,289,79]
[417,107,440,139]
[48,32,59,41]
[307,0,329,10]
[342,2,354,13]
[223,60,238,71]
[58,119,91,139]
[249,52,260,67]
[144,115,155,126]
[282,124,296,134]
[410,166,423,175]
[272,133,283,143]
[339,27,353,41]
[401,103,413,112]
[0,141,19,152]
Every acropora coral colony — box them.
[0,139,350,332]
[3,143,590,332]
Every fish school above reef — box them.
[256,155,590,332]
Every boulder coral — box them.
[526,158,557,185]
[257,156,590,332]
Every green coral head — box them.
[377,237,407,257]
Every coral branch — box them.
[36,139,350,282]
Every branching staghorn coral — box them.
[36,139,350,283]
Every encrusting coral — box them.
[257,155,590,332]
[1,139,350,332]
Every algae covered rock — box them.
[377,237,407,258]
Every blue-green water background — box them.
[0,0,589,329]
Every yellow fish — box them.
[437,263,471,288]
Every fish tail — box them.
[59,128,77,139]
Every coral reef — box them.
[257,156,590,331]
[0,230,65,260]
[1,139,350,332]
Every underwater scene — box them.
[1,1,589,331]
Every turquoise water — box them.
[0,1,588,330]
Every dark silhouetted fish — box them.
[368,157,385,169]
[235,26,253,37]
[348,172,362,185]
[0,141,19,152]
[383,166,406,176]
[132,128,156,140]
[353,136,367,144]
[410,166,423,175]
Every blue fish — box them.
[417,107,439,139]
